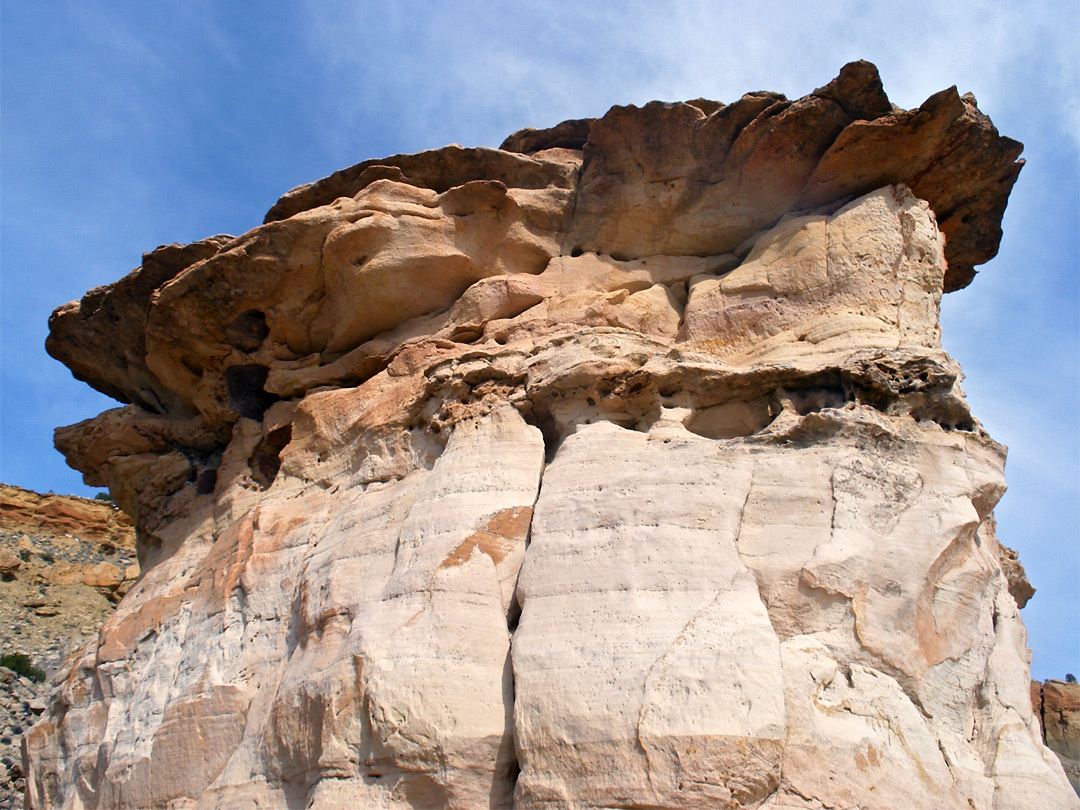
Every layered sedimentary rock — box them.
[0,485,134,550]
[27,62,1077,809]
[1033,679,1080,795]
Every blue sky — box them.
[1,1,1077,680]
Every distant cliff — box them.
[1,484,134,548]
[1034,679,1080,796]
[0,484,137,808]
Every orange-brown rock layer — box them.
[0,484,134,549]
[1033,679,1080,795]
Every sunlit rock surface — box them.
[28,62,1077,809]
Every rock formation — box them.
[26,62,1077,809]
[1033,679,1080,796]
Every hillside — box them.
[0,485,137,807]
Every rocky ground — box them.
[0,662,46,810]
[0,486,137,809]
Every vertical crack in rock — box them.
[635,587,729,793]
[732,460,757,559]
[502,470,543,809]
[359,407,545,807]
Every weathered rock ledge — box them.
[28,62,1077,809]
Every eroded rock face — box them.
[1033,679,1080,796]
[28,62,1078,809]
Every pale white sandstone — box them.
[514,420,784,808]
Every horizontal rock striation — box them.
[0,485,134,550]
[28,62,1077,809]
